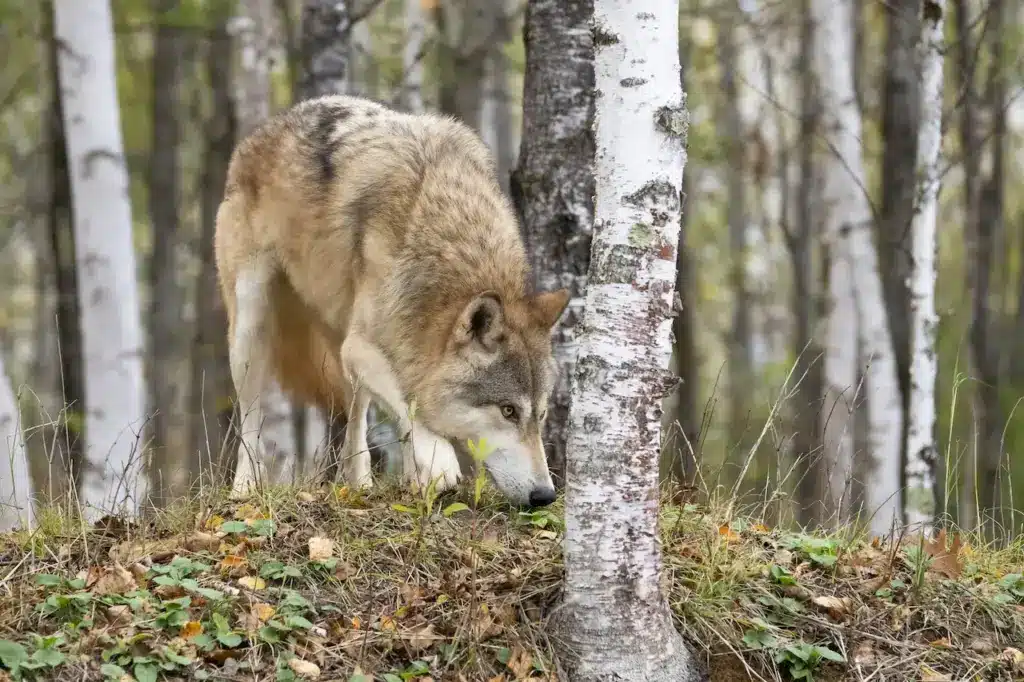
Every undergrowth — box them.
[0,479,1021,682]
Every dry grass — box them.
[0,477,1020,682]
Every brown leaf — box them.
[181,621,204,639]
[105,604,132,627]
[405,623,437,653]
[185,532,220,553]
[93,564,138,595]
[1000,648,1024,674]
[253,603,276,622]
[969,638,995,654]
[811,595,852,621]
[287,658,321,679]
[718,524,739,541]
[852,640,876,667]
[919,664,952,681]
[297,491,315,502]
[238,576,266,591]
[506,645,533,679]
[218,554,248,577]
[308,536,335,562]
[921,529,964,579]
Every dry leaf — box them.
[751,523,770,533]
[506,645,533,679]
[308,537,335,562]
[1000,648,1024,673]
[852,640,876,667]
[921,529,963,579]
[928,637,951,648]
[811,595,852,621]
[287,658,321,679]
[297,491,315,502]
[185,532,220,553]
[105,604,132,626]
[379,615,397,632]
[219,554,248,577]
[253,603,276,622]
[181,621,204,639]
[93,564,138,595]
[717,524,739,541]
[406,623,437,652]
[238,576,266,590]
[969,638,995,654]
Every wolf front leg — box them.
[228,259,277,498]
[339,333,461,491]
[340,385,374,489]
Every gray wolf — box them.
[213,94,568,507]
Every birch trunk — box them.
[230,0,298,484]
[556,1,698,678]
[480,0,517,192]
[904,0,946,532]
[401,0,425,112]
[0,360,34,531]
[509,0,594,484]
[810,0,903,534]
[53,0,150,521]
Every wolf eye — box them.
[500,404,519,421]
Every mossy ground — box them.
[0,478,1021,682]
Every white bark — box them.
[401,0,426,112]
[904,0,946,532]
[0,358,35,531]
[54,0,150,521]
[557,1,698,679]
[811,0,903,534]
[230,0,298,482]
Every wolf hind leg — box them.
[341,385,373,488]
[228,255,281,498]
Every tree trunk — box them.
[189,5,237,489]
[147,0,186,505]
[879,0,921,484]
[480,0,517,192]
[811,0,903,534]
[904,0,946,532]
[508,0,594,486]
[53,0,150,521]
[556,2,699,679]
[299,0,351,99]
[718,17,753,477]
[436,0,496,130]
[401,0,426,112]
[46,0,82,500]
[0,358,35,531]
[973,0,1006,536]
[229,0,299,489]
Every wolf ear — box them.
[528,289,570,330]
[453,292,505,351]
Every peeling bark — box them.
[555,2,699,679]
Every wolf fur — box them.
[214,95,569,507]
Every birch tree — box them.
[401,0,426,112]
[810,0,903,534]
[53,0,150,521]
[555,1,698,678]
[904,0,946,531]
[509,0,594,482]
[228,0,298,493]
[299,0,350,99]
[0,359,35,531]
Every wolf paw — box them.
[230,440,268,499]
[405,424,461,493]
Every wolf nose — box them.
[528,486,556,508]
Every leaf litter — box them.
[0,483,1019,681]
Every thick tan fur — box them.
[214,95,569,505]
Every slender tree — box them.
[299,0,351,99]
[509,0,594,482]
[904,0,946,532]
[555,1,698,678]
[53,0,150,520]
[811,0,903,533]
[0,359,35,531]
[401,0,426,112]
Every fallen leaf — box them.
[1000,648,1024,674]
[921,529,963,579]
[919,664,951,681]
[185,532,220,553]
[181,621,204,639]
[718,524,739,541]
[219,554,248,577]
[379,615,397,632]
[852,640,875,667]
[287,658,321,679]
[969,638,995,654]
[308,537,334,562]
[105,604,132,626]
[751,523,770,533]
[297,491,315,502]
[204,514,225,531]
[929,637,951,648]
[506,645,533,679]
[238,576,266,590]
[253,603,276,622]
[811,595,852,621]
[405,623,437,652]
[93,564,138,595]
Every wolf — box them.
[214,94,569,507]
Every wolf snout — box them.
[528,486,556,508]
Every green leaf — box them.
[217,632,243,648]
[134,662,159,682]
[285,615,313,630]
[442,502,470,517]
[35,574,64,588]
[249,518,276,537]
[100,663,127,679]
[163,649,193,666]
[220,521,248,534]
[0,640,28,668]
[817,646,845,663]
[258,626,282,644]
[391,503,416,514]
[30,648,65,667]
[382,675,403,682]
[496,647,511,664]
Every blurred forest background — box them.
[1,0,1023,538]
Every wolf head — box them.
[415,289,570,507]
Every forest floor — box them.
[0,479,1021,682]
